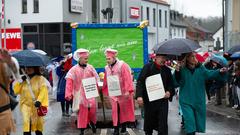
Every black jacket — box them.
[135,62,175,103]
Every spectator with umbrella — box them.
[232,60,240,110]
[12,50,49,135]
[230,52,240,108]
[208,54,228,105]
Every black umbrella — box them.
[153,38,201,55]
[226,45,240,54]
[12,50,50,67]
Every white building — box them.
[141,0,170,53]
[169,10,187,39]
[5,0,91,56]
[213,27,223,50]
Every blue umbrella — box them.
[12,50,50,67]
[153,38,201,55]
[227,45,240,54]
[230,51,240,59]
[210,54,228,67]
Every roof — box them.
[170,20,188,28]
[194,25,212,33]
[213,25,223,34]
[143,0,170,6]
[183,18,212,33]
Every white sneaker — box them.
[232,105,238,109]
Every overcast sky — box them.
[167,0,223,18]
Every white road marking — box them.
[100,129,107,135]
[127,128,136,135]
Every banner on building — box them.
[130,7,140,19]
[1,28,22,50]
[69,0,83,13]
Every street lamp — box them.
[101,7,113,23]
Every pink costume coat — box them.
[102,60,135,126]
[65,64,99,128]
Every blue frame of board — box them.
[71,23,148,73]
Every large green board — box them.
[76,28,143,68]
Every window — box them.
[173,28,176,36]
[159,10,162,27]
[92,0,99,23]
[23,25,38,33]
[22,0,27,13]
[44,24,60,33]
[146,7,149,22]
[63,23,71,33]
[141,6,143,21]
[165,11,167,28]
[33,0,39,13]
[153,8,156,27]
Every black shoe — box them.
[235,107,240,110]
[187,132,195,135]
[112,131,119,135]
[112,128,119,135]
[79,128,85,135]
[120,126,126,133]
[120,122,127,134]
[215,103,222,106]
[91,124,97,133]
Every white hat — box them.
[73,48,89,61]
[104,48,118,58]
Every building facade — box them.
[5,0,92,56]
[4,0,170,56]
[141,0,170,53]
[98,0,170,53]
[225,0,240,51]
[169,10,187,39]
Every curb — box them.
[206,105,240,121]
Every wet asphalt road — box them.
[11,98,240,135]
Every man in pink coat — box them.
[102,48,135,135]
[65,48,99,135]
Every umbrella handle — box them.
[21,69,36,101]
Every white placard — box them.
[82,77,99,99]
[145,74,165,102]
[107,75,122,97]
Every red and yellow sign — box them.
[1,28,22,50]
